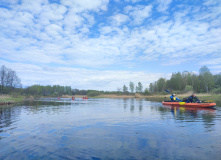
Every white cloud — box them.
[60,0,109,12]
[109,13,129,26]
[199,58,221,66]
[17,0,47,15]
[124,5,153,25]
[0,60,168,90]
[0,0,220,68]
[45,24,63,38]
[156,0,172,12]
[125,0,142,3]
[99,26,114,34]
[0,0,19,5]
[0,0,221,90]
[203,0,219,6]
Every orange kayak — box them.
[162,101,216,108]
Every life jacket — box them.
[192,96,197,102]
[173,97,176,101]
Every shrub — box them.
[211,87,221,94]
[184,85,193,93]
[52,92,58,97]
[87,91,100,97]
[11,92,20,98]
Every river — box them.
[0,98,221,160]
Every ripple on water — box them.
[0,99,221,160]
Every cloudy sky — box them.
[0,0,221,91]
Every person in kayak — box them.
[170,94,181,102]
[186,94,201,103]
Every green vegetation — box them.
[1,65,221,102]
[87,90,101,97]
[24,85,72,97]
[148,66,221,94]
[0,95,25,105]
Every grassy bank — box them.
[0,95,27,105]
[61,94,136,98]
[62,93,221,101]
[2,93,220,105]
[92,93,221,102]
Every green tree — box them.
[169,72,183,90]
[122,85,128,93]
[149,83,154,92]
[182,71,193,88]
[157,77,166,92]
[87,90,100,97]
[199,66,214,93]
[136,82,143,93]
[143,88,149,95]
[184,85,193,92]
[129,82,135,93]
[53,92,58,97]
[214,73,221,87]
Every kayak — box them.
[162,101,216,108]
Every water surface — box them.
[0,98,221,159]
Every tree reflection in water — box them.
[163,105,216,132]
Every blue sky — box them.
[0,0,221,91]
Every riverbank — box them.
[98,93,218,98]
[0,95,30,105]
[63,93,221,101]
[1,93,220,105]
[93,93,221,103]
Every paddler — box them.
[186,94,201,103]
[170,94,181,102]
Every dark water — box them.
[0,98,221,160]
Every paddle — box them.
[165,89,170,93]
[203,100,213,103]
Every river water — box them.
[0,98,221,160]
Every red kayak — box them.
[162,101,216,108]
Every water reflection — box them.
[0,98,221,160]
[162,105,216,132]
[122,98,143,113]
[166,106,215,118]
[0,106,21,140]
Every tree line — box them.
[23,85,72,97]
[0,65,148,97]
[119,82,148,95]
[148,66,221,94]
[1,65,221,97]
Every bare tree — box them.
[0,65,22,93]
[0,65,7,91]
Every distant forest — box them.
[1,65,221,97]
[148,66,221,94]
